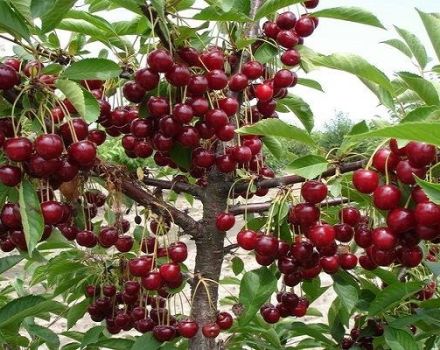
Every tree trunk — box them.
[189,169,228,350]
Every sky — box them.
[0,1,439,130]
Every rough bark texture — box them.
[189,169,228,350]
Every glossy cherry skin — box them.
[123,81,145,103]
[147,49,173,73]
[263,21,281,39]
[255,235,278,257]
[334,223,354,242]
[88,129,106,145]
[159,263,181,282]
[0,64,20,90]
[386,208,415,234]
[309,224,335,247]
[372,148,399,173]
[4,137,33,162]
[371,227,396,250]
[202,323,220,338]
[68,140,96,166]
[216,311,233,330]
[135,68,159,90]
[232,145,252,164]
[320,255,340,274]
[261,306,280,323]
[242,61,264,80]
[412,186,429,204]
[405,141,436,168]
[229,73,249,92]
[206,69,228,90]
[281,49,301,66]
[218,97,239,116]
[76,230,98,248]
[166,64,191,86]
[177,320,199,338]
[177,126,200,148]
[339,253,358,270]
[188,75,208,95]
[373,185,401,210]
[1,203,21,229]
[0,165,21,186]
[276,11,297,30]
[339,207,361,226]
[34,134,64,160]
[395,160,426,185]
[215,212,235,231]
[304,0,319,8]
[289,203,320,225]
[255,84,273,101]
[40,201,64,225]
[415,202,440,227]
[216,154,236,173]
[301,180,328,204]
[399,246,423,267]
[352,169,379,194]
[295,16,315,37]
[153,325,176,342]
[277,30,299,49]
[237,229,258,250]
[128,257,152,277]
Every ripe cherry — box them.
[159,263,181,282]
[229,73,249,91]
[68,140,96,166]
[216,124,235,141]
[4,137,33,162]
[352,169,379,194]
[0,165,21,187]
[177,319,199,338]
[237,229,258,250]
[386,208,415,234]
[216,154,236,173]
[88,129,106,145]
[215,212,235,231]
[276,11,297,30]
[169,242,188,263]
[263,21,281,39]
[3,58,21,71]
[129,257,152,277]
[372,148,399,173]
[255,84,273,101]
[178,47,201,67]
[242,61,264,80]
[153,325,176,342]
[320,255,340,274]
[166,64,191,86]
[304,0,319,9]
[41,201,64,225]
[232,145,252,164]
[115,235,133,252]
[289,203,320,225]
[76,230,98,248]
[123,82,145,103]
[405,141,436,168]
[177,126,200,148]
[202,323,220,338]
[190,97,209,116]
[281,49,301,66]
[339,207,361,226]
[135,68,159,90]
[412,186,429,204]
[339,253,358,270]
[261,306,280,323]
[205,109,228,130]
[147,96,169,118]
[255,235,278,257]
[98,227,118,247]
[206,69,228,90]
[399,246,423,267]
[295,16,315,37]
[395,160,426,185]
[373,185,401,210]
[147,49,173,73]
[277,30,299,49]
[273,69,295,88]
[301,180,328,204]
[173,103,194,123]
[216,311,233,330]
[334,223,354,242]
[0,64,19,90]
[1,203,21,229]
[200,49,224,70]
[188,75,209,95]
[34,134,64,160]
[131,118,153,138]
[309,224,335,247]
[218,97,239,116]
[371,227,396,250]
[415,202,440,227]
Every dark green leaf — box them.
[384,327,418,350]
[262,136,283,159]
[150,0,165,17]
[80,326,104,347]
[381,39,413,59]
[67,299,89,329]
[286,155,328,179]
[26,324,60,350]
[312,7,385,28]
[169,144,191,169]
[0,255,23,274]
[417,9,440,63]
[369,268,399,285]
[368,281,423,316]
[7,0,32,23]
[398,72,439,105]
[194,6,250,22]
[56,79,100,123]
[253,42,279,64]
[236,119,316,146]
[394,26,428,69]
[41,0,77,32]
[231,256,244,275]
[254,0,302,20]
[415,177,440,205]
[287,322,335,346]
[333,278,358,314]
[302,277,329,303]
[277,95,314,132]
[238,267,277,325]
[94,338,135,350]
[130,332,161,350]
[62,58,121,80]
[19,179,44,256]
[0,0,31,40]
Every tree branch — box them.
[139,3,172,50]
[228,197,349,215]
[232,159,367,193]
[94,162,202,237]
[142,177,204,198]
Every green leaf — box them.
[286,155,328,179]
[19,179,44,256]
[302,277,329,303]
[150,0,165,17]
[67,299,89,329]
[254,0,302,20]
[253,42,279,64]
[417,9,440,63]
[62,58,121,80]
[0,295,65,327]
[398,72,439,105]
[262,135,283,159]
[238,267,277,325]
[307,52,393,93]
[0,255,23,274]
[277,95,314,132]
[231,256,244,275]
[130,332,161,350]
[297,78,324,92]
[80,326,104,347]
[333,279,358,314]
[236,119,316,147]
[401,106,440,123]
[287,322,335,346]
[194,6,250,22]
[351,122,440,147]
[381,39,413,59]
[368,281,423,316]
[26,324,60,350]
[384,327,418,350]
[312,7,385,29]
[55,79,100,123]
[0,0,31,40]
[94,338,135,350]
[41,0,77,33]
[394,26,428,69]
[7,0,32,23]
[169,144,191,169]
[415,177,440,205]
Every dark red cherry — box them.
[396,160,426,185]
[237,229,258,250]
[129,257,152,277]
[242,61,264,80]
[218,97,239,116]
[123,82,146,103]
[399,246,423,267]
[188,75,208,95]
[289,203,320,225]
[153,325,176,342]
[232,145,252,164]
[0,64,20,90]
[334,223,354,242]
[273,69,295,88]
[216,124,235,141]
[339,253,358,270]
[147,96,169,118]
[276,11,297,30]
[261,306,280,324]
[263,21,281,39]
[200,49,224,70]
[216,311,233,330]
[177,126,200,148]
[309,224,335,247]
[115,235,133,252]
[169,242,188,263]
[202,323,220,338]
[301,180,327,204]
[412,186,429,204]
[304,0,319,9]
[373,185,401,210]
[76,230,98,247]
[68,140,96,166]
[178,47,201,66]
[295,16,315,37]
[320,255,340,274]
[339,207,361,226]
[166,64,191,86]
[255,84,273,101]
[3,58,21,71]
[4,137,33,162]
[352,169,379,194]
[135,68,160,90]
[216,154,236,173]
[415,202,440,227]
[359,254,377,270]
[277,30,299,49]
[255,235,278,257]
[131,118,153,138]
[98,227,118,247]
[41,201,64,225]
[229,73,249,91]
[405,141,436,168]
[372,148,399,173]
[281,49,301,66]
[59,118,89,144]
[0,165,21,186]
[159,263,181,282]
[147,49,173,73]
[206,69,228,90]
[34,134,64,160]
[386,208,415,234]
[88,129,106,145]
[371,227,396,250]
[205,109,228,130]
[173,103,193,124]
[190,97,209,116]
[177,319,199,338]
